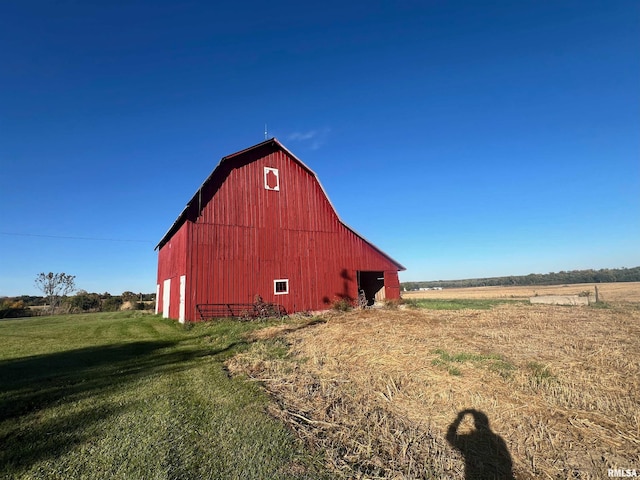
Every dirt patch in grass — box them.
[228,303,640,479]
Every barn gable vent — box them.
[264,167,279,191]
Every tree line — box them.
[1,272,156,319]
[1,291,156,318]
[401,266,640,291]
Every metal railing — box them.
[196,302,287,321]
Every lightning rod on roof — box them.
[264,123,268,140]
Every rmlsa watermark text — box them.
[609,469,638,477]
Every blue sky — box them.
[1,1,638,296]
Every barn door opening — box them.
[357,271,385,306]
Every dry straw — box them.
[229,299,640,479]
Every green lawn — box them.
[407,298,523,310]
[0,311,327,479]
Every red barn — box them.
[155,138,405,322]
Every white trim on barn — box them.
[179,275,186,323]
[274,278,289,295]
[155,284,160,314]
[162,278,171,319]
[264,167,280,191]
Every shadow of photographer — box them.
[446,409,515,480]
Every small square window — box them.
[274,279,289,295]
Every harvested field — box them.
[403,281,640,303]
[229,303,640,479]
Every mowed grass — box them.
[0,311,327,480]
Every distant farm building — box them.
[155,138,405,322]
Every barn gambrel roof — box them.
[156,138,405,271]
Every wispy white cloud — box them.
[288,130,318,141]
[286,127,331,150]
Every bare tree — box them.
[35,272,76,314]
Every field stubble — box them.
[403,281,640,303]
[229,301,640,479]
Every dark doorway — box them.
[357,271,384,306]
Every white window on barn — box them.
[274,279,289,295]
[264,167,280,191]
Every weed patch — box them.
[431,348,514,377]
[526,361,557,386]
